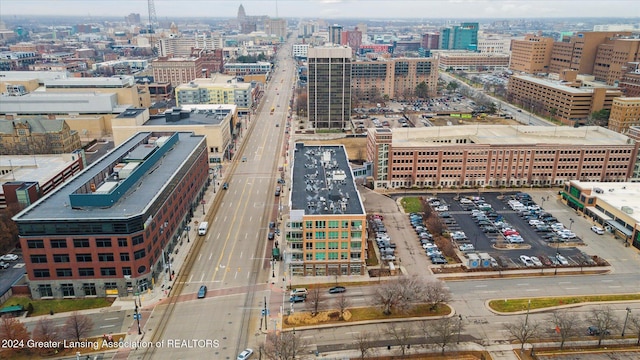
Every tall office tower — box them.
[509,34,554,74]
[548,31,632,75]
[439,22,478,50]
[307,46,352,129]
[329,24,343,45]
[422,32,440,50]
[237,4,246,22]
[265,18,287,38]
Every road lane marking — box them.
[525,289,539,292]
[517,283,529,286]
[188,274,193,283]
[200,273,205,282]
[345,332,359,335]
[209,253,213,261]
[104,317,118,321]
[601,279,613,282]
[609,286,622,288]
[565,287,579,290]
[100,325,115,328]
[198,254,202,261]
[475,285,487,288]
[558,281,571,284]
[240,251,243,258]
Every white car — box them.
[0,254,18,261]
[459,244,475,251]
[519,255,535,267]
[237,348,254,360]
[435,205,449,212]
[530,256,543,267]
[591,226,605,235]
[555,254,569,265]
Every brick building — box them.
[12,131,209,299]
[608,97,640,134]
[509,35,554,74]
[366,126,638,190]
[152,56,205,86]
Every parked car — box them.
[519,255,535,267]
[459,244,475,251]
[328,286,346,294]
[222,182,229,190]
[530,256,543,267]
[555,254,569,265]
[587,326,611,336]
[431,256,448,264]
[0,254,18,261]
[591,226,605,235]
[290,288,308,297]
[0,262,9,269]
[289,296,306,303]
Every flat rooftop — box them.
[14,131,205,221]
[0,155,79,194]
[570,181,640,224]
[146,105,236,126]
[291,143,364,215]
[513,75,620,94]
[382,125,632,147]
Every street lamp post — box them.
[554,240,560,275]
[569,218,574,230]
[134,304,142,335]
[622,307,631,336]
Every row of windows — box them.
[26,236,146,250]
[33,267,129,278]
[30,250,143,263]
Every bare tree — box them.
[548,310,578,350]
[33,317,60,354]
[503,317,541,353]
[352,331,375,359]
[628,313,640,346]
[262,330,308,360]
[306,288,325,316]
[422,281,452,312]
[0,316,31,354]
[372,276,423,315]
[384,323,415,357]
[333,293,352,320]
[426,317,458,354]
[586,306,619,347]
[64,312,94,342]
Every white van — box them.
[198,222,209,235]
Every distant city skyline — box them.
[1,0,639,20]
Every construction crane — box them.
[147,0,158,54]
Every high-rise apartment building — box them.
[265,18,287,39]
[152,57,205,86]
[341,30,362,52]
[422,33,440,50]
[608,97,640,134]
[510,35,554,74]
[507,73,623,125]
[439,22,478,51]
[366,126,638,190]
[307,46,352,129]
[174,77,253,112]
[285,143,366,276]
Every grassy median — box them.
[489,293,640,313]
[3,296,114,316]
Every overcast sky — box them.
[1,0,639,19]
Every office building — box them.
[223,62,272,76]
[548,31,632,75]
[477,35,512,55]
[329,24,343,45]
[506,73,623,125]
[292,44,309,59]
[366,125,638,190]
[0,153,86,209]
[307,46,352,129]
[593,38,640,86]
[152,57,205,86]
[439,22,478,51]
[608,97,640,134]
[510,35,554,74]
[436,52,510,72]
[157,35,223,58]
[175,76,254,113]
[341,30,362,52]
[351,57,438,102]
[285,143,366,276]
[620,63,640,97]
[562,181,640,249]
[111,105,238,165]
[265,18,287,39]
[13,131,209,299]
[0,116,81,155]
[422,33,440,50]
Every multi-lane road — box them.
[139,35,298,360]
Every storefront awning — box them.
[585,206,612,221]
[605,220,633,237]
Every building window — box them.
[315,242,326,250]
[328,242,339,250]
[74,239,90,248]
[315,220,326,229]
[61,283,75,297]
[83,283,96,296]
[132,235,144,246]
[98,253,114,262]
[33,269,50,278]
[96,238,112,247]
[120,253,130,261]
[100,268,117,276]
[56,268,73,277]
[27,240,44,248]
[53,254,70,263]
[315,231,326,239]
[315,253,326,260]
[30,255,47,263]
[328,252,339,260]
[328,221,339,228]
[78,268,95,277]
[118,238,128,247]
[305,242,313,250]
[76,254,92,262]
[133,249,146,260]
[306,253,313,260]
[38,284,53,297]
[122,267,132,276]
[50,239,67,248]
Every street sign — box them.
[261,309,270,316]
[134,313,141,320]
